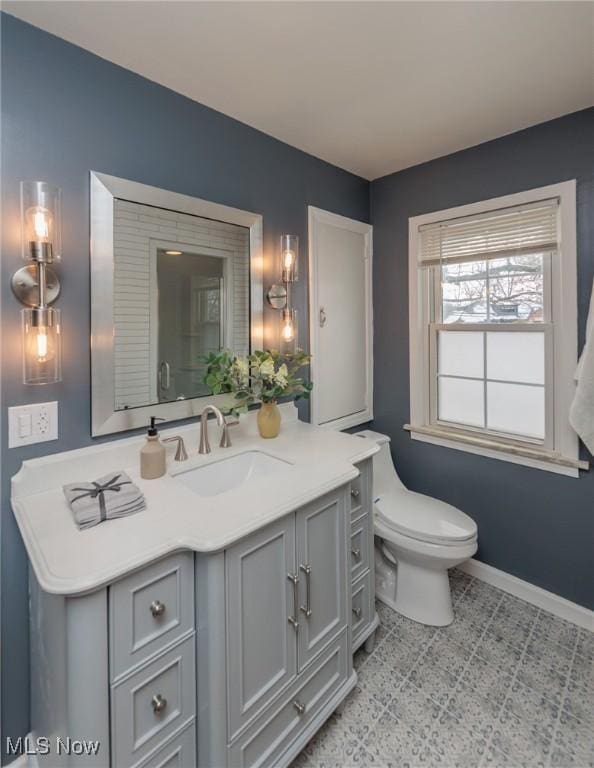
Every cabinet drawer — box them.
[110,552,194,680]
[351,572,372,649]
[350,516,370,581]
[111,637,196,768]
[229,632,348,768]
[136,724,196,768]
[349,474,363,518]
[351,459,372,520]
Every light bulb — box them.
[34,210,50,240]
[26,206,52,243]
[281,317,295,342]
[36,328,49,361]
[283,250,295,270]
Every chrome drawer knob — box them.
[150,600,166,618]
[351,547,361,560]
[350,488,360,499]
[352,606,362,618]
[293,700,306,716]
[151,694,167,714]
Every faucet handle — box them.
[220,416,240,448]
[163,436,188,462]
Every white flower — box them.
[259,359,275,378]
[274,364,288,388]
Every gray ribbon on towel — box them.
[69,474,132,522]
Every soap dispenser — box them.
[140,417,166,479]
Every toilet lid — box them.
[374,489,477,545]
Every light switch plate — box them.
[8,402,59,448]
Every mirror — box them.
[91,173,263,436]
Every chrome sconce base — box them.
[11,264,61,307]
[266,283,288,310]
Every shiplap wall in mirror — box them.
[90,172,263,436]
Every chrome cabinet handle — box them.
[293,700,306,716]
[151,694,167,714]
[319,307,327,327]
[287,572,299,630]
[350,488,360,499]
[150,600,166,618]
[351,547,361,561]
[299,564,312,618]
[160,361,171,391]
[352,606,362,619]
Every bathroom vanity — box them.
[12,407,379,768]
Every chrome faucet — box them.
[219,415,239,448]
[163,435,188,462]
[198,405,225,454]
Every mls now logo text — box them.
[6,736,101,757]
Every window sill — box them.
[403,424,588,478]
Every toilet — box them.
[355,430,478,626]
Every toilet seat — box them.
[374,489,477,546]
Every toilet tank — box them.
[354,430,407,494]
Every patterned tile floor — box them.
[293,570,594,768]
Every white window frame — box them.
[407,180,587,477]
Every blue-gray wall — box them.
[371,108,594,612]
[0,14,369,757]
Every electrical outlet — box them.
[8,402,59,448]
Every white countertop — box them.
[12,405,378,595]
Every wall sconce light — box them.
[12,181,62,384]
[266,235,299,353]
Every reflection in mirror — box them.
[113,200,250,411]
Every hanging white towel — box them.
[569,279,594,455]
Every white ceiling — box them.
[5,1,594,180]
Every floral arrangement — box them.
[203,349,312,416]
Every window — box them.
[408,182,585,477]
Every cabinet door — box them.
[296,489,348,669]
[226,515,298,739]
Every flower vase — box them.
[257,401,281,438]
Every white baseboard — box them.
[459,558,594,632]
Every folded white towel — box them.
[63,472,146,530]
[569,279,594,455]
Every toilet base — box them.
[375,539,471,627]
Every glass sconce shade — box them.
[280,235,299,283]
[21,181,62,262]
[280,308,298,353]
[22,307,62,384]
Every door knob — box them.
[319,307,327,327]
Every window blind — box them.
[419,198,559,267]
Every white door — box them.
[309,207,373,429]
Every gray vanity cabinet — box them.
[295,493,347,668]
[225,489,349,742]
[28,481,368,768]
[226,516,299,738]
[350,459,379,653]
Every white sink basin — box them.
[172,450,292,497]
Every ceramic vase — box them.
[257,401,281,438]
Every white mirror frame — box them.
[90,171,263,436]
